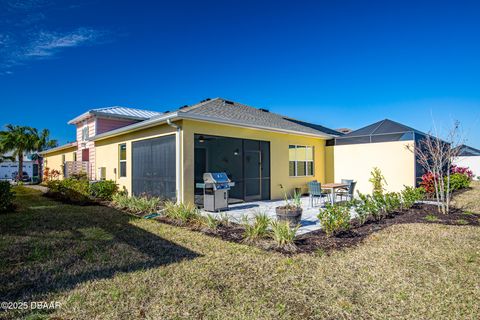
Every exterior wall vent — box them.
[97,167,106,180]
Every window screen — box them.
[132,135,176,199]
[119,144,127,177]
[289,145,314,177]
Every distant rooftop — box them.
[329,119,427,146]
[457,144,480,157]
[342,119,426,138]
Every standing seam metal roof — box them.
[91,106,163,119]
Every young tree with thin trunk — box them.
[408,120,463,214]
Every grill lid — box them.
[203,172,230,184]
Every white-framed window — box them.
[289,145,314,177]
[119,143,127,178]
[81,121,89,141]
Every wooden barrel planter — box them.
[275,206,303,226]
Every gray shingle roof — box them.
[92,97,342,140]
[177,98,341,137]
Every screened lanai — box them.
[328,119,429,191]
[327,119,427,146]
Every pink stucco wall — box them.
[96,118,137,135]
[73,116,138,180]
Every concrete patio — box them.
[200,196,357,235]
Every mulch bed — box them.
[295,204,479,254]
[152,204,480,255]
[43,191,480,255]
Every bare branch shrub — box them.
[407,120,464,214]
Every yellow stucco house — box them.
[41,98,422,204]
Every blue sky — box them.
[0,0,479,146]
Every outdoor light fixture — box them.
[198,135,205,143]
[233,149,239,156]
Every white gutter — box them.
[167,118,182,204]
[39,142,78,155]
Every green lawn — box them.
[1,187,479,319]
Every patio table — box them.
[322,183,349,205]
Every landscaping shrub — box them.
[451,165,474,180]
[400,186,423,209]
[164,201,199,223]
[243,212,271,242]
[420,172,438,195]
[42,167,61,183]
[70,172,88,180]
[317,203,351,236]
[384,192,401,214]
[47,177,118,203]
[269,220,298,248]
[449,173,471,191]
[369,167,387,196]
[421,167,472,196]
[0,181,14,212]
[47,178,91,205]
[201,213,219,230]
[112,193,162,214]
[111,192,130,208]
[90,180,118,200]
[354,187,425,224]
[130,195,162,214]
[354,193,378,224]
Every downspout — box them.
[167,118,182,204]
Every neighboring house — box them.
[41,142,78,177]
[0,151,38,181]
[327,119,428,194]
[41,98,343,204]
[454,144,480,179]
[66,106,163,180]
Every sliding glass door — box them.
[194,134,270,203]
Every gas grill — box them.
[198,172,235,212]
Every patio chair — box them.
[340,179,354,190]
[335,179,353,198]
[307,181,330,207]
[338,181,357,201]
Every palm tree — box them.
[0,125,37,181]
[31,128,58,151]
